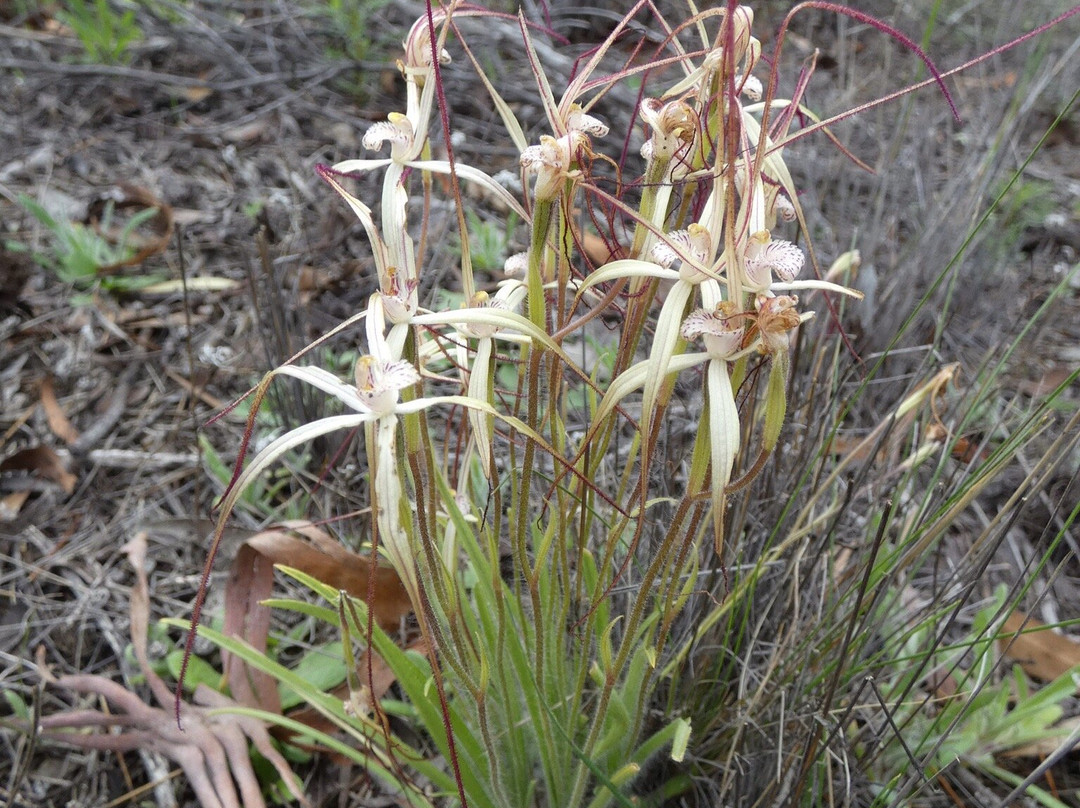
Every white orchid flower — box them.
[353,355,421,416]
[317,166,420,324]
[743,230,864,302]
[681,302,745,361]
[743,230,805,291]
[362,112,415,163]
[566,106,610,139]
[456,284,528,341]
[679,301,748,551]
[651,223,724,286]
[319,8,528,323]
[320,157,526,326]
[209,306,557,610]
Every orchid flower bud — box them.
[725,5,759,78]
[400,10,451,83]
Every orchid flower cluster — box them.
[201,4,863,806]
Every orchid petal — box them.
[594,353,708,426]
[575,259,679,295]
[707,360,740,553]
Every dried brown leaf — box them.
[580,231,625,266]
[1000,612,1080,685]
[0,445,77,494]
[244,522,413,630]
[39,377,80,445]
[0,490,30,520]
[223,522,413,714]
[223,541,279,713]
[183,85,213,103]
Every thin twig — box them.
[0,56,356,92]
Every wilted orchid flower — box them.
[520,105,608,202]
[711,4,760,86]
[664,5,760,105]
[741,229,865,305]
[754,294,803,355]
[639,98,698,170]
[400,6,452,88]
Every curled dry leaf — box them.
[240,521,413,630]
[0,490,31,520]
[223,521,413,714]
[38,532,310,808]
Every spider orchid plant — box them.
[172,2,996,806]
